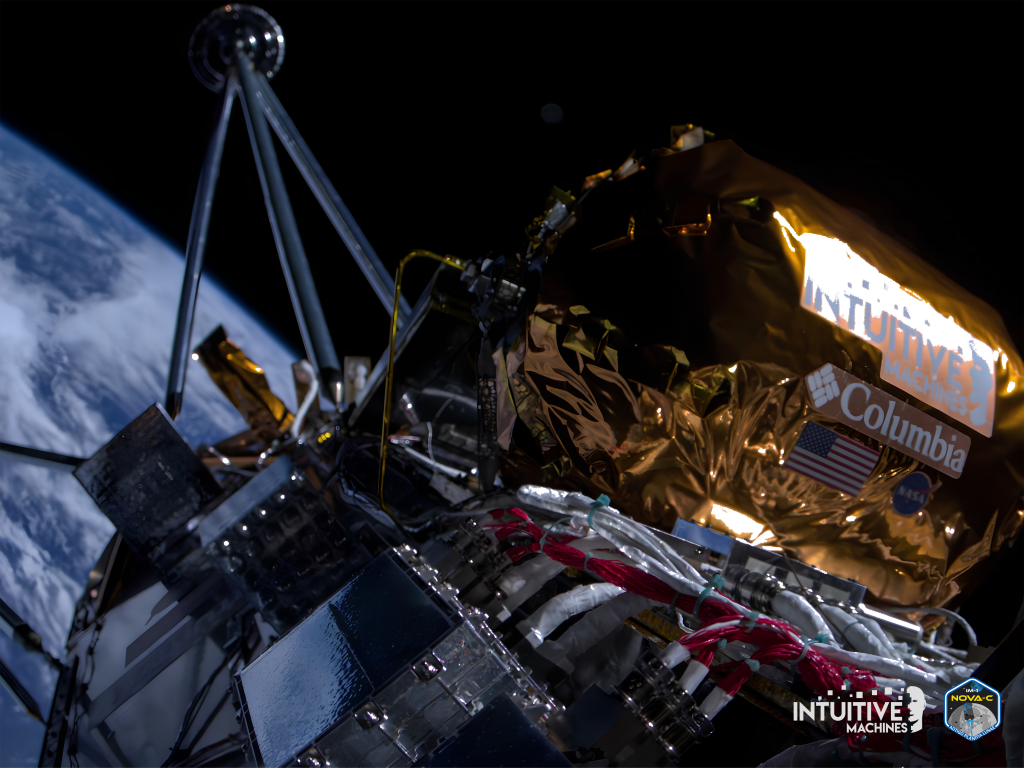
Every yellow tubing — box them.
[378,251,466,524]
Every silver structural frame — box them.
[166,71,237,419]
[165,58,408,417]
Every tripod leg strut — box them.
[252,71,411,327]
[237,58,344,406]
[165,71,238,419]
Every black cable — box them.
[67,619,102,768]
[162,630,245,768]
[182,687,232,759]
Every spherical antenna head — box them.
[189,4,285,92]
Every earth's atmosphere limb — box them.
[0,123,301,764]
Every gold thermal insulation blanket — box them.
[194,325,294,441]
[499,138,1023,609]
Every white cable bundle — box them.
[811,643,944,698]
[772,591,837,645]
[821,604,891,658]
[496,555,566,614]
[516,583,624,649]
[853,611,901,659]
[516,484,972,701]
[517,486,707,588]
[536,592,658,672]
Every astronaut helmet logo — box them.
[944,678,1001,741]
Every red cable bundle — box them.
[487,508,879,699]
[486,507,1008,762]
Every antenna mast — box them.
[166,4,410,418]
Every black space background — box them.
[2,4,1022,646]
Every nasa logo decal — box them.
[944,678,1000,740]
[892,472,940,516]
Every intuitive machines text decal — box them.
[792,686,926,735]
[777,213,997,437]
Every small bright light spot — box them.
[699,518,706,524]
[656,407,662,415]
[711,504,763,540]
[260,509,267,516]
[223,540,230,547]
[1001,353,1008,370]
[757,447,767,455]
[221,457,230,465]
[945,526,955,535]
[846,515,857,522]
[259,452,267,459]
[1018,510,1023,516]
[255,367,262,373]
[191,353,199,360]
[763,546,783,551]
[241,525,248,531]
[918,511,924,516]
[470,468,478,475]
[1008,381,1016,394]
[279,494,286,501]
[728,364,738,373]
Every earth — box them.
[0,124,301,764]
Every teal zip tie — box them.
[538,516,574,551]
[744,659,760,672]
[742,610,760,632]
[813,633,831,644]
[690,574,725,628]
[588,495,610,528]
[841,666,852,675]
[716,638,727,650]
[792,636,810,667]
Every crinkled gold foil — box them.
[499,139,1023,608]
[195,325,294,441]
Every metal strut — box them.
[248,71,412,327]
[165,71,237,418]
[236,57,343,403]
[166,3,405,417]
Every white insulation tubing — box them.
[536,592,659,672]
[658,641,692,670]
[517,583,625,648]
[497,556,566,613]
[821,604,892,658]
[772,592,836,645]
[591,506,706,585]
[699,686,734,718]
[679,660,710,694]
[855,612,901,659]
[917,642,961,664]
[811,643,940,691]
[516,485,706,585]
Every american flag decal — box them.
[785,421,879,496]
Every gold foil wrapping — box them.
[194,325,294,441]
[499,139,1023,608]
